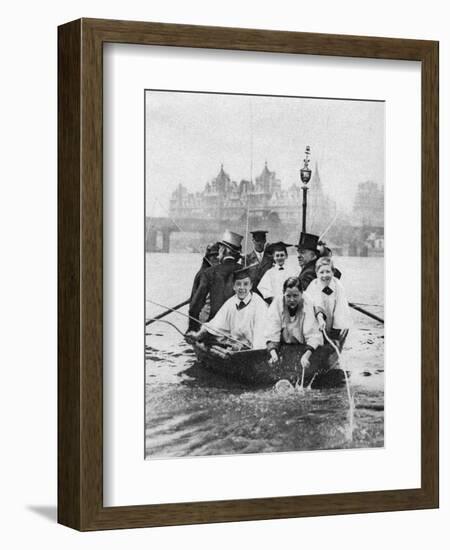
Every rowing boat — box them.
[192,341,348,388]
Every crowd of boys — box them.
[186,228,351,364]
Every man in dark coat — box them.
[187,231,243,332]
[244,230,273,290]
[189,242,220,300]
[296,232,320,291]
[188,242,220,324]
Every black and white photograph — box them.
[145,90,385,459]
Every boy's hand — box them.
[300,350,312,369]
[185,330,200,344]
[317,314,326,332]
[269,349,279,365]
[230,342,244,352]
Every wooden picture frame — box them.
[58,18,439,531]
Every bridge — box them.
[145,215,304,253]
[145,215,288,253]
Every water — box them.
[145,253,384,458]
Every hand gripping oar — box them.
[146,299,252,350]
[146,298,190,326]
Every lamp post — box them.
[300,146,312,233]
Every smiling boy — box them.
[191,267,268,350]
[257,242,297,304]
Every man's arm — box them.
[188,270,211,332]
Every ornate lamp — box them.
[300,146,312,232]
[300,145,312,185]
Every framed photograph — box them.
[58,18,438,530]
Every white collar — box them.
[317,277,336,291]
[234,292,252,306]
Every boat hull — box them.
[193,342,347,388]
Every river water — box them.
[145,253,384,458]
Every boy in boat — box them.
[187,230,243,332]
[245,230,273,290]
[257,241,297,305]
[265,276,322,369]
[189,266,268,351]
[304,256,351,350]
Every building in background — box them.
[147,163,383,255]
[168,161,335,233]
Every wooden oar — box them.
[146,298,252,350]
[146,298,190,326]
[349,302,384,324]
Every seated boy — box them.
[190,267,268,350]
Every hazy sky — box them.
[145,91,384,216]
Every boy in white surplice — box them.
[257,242,297,305]
[191,267,268,350]
[304,256,351,349]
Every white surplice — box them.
[264,294,323,350]
[257,264,297,300]
[204,292,268,349]
[304,277,352,330]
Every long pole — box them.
[146,298,190,325]
[244,201,250,266]
[349,302,384,324]
[146,299,252,349]
[302,186,308,233]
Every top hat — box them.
[220,230,243,252]
[295,232,319,252]
[250,230,268,240]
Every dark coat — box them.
[245,248,273,290]
[189,258,213,300]
[188,259,240,331]
[298,260,317,291]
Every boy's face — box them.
[274,250,286,266]
[233,277,252,301]
[284,286,302,311]
[317,264,333,285]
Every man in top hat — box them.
[244,230,273,290]
[189,265,268,350]
[296,232,320,291]
[257,241,297,304]
[187,230,243,332]
[189,242,220,323]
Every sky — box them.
[145,90,385,217]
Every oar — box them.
[146,319,186,338]
[349,302,384,324]
[146,298,190,326]
[146,298,252,350]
